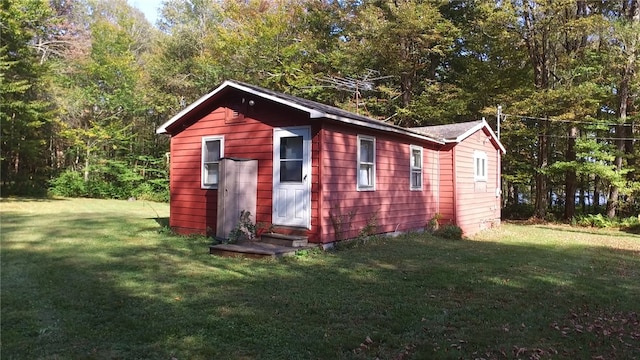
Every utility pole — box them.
[497,105,502,139]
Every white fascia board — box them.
[443,119,506,153]
[156,80,323,134]
[156,81,230,134]
[228,81,324,118]
[481,120,506,154]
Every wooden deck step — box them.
[260,233,308,247]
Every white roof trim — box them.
[156,80,323,134]
[442,119,505,153]
[226,81,325,118]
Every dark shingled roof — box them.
[411,120,484,141]
[157,80,505,152]
[228,80,444,140]
[157,80,443,144]
[229,80,379,126]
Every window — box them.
[410,145,423,190]
[474,150,487,181]
[357,135,375,190]
[202,136,224,189]
[279,135,303,182]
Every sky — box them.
[127,0,164,25]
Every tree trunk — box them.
[564,126,577,219]
[84,147,90,182]
[625,121,635,181]
[593,175,601,212]
[579,174,586,213]
[607,0,639,219]
[534,120,548,218]
[607,124,625,218]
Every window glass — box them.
[410,146,423,190]
[205,141,220,162]
[280,136,303,159]
[279,136,303,182]
[412,148,421,168]
[474,151,487,181]
[360,140,373,163]
[358,136,375,190]
[202,137,223,188]
[204,163,219,185]
[280,161,303,182]
[359,164,373,186]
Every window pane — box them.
[280,136,303,160]
[280,160,302,182]
[411,171,422,187]
[412,149,422,168]
[204,163,218,185]
[359,164,373,186]
[205,140,220,162]
[360,140,373,163]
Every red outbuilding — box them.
[156,80,505,244]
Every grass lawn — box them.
[2,198,639,359]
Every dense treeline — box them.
[1,0,638,219]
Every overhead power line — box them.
[502,113,634,127]
[539,134,639,141]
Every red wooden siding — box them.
[166,86,502,242]
[168,98,323,240]
[318,122,439,242]
[453,129,501,235]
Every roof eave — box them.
[156,81,231,135]
[323,113,444,144]
[443,119,506,153]
[155,80,444,145]
[156,80,323,135]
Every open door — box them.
[272,127,311,228]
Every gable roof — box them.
[156,80,443,144]
[412,119,506,154]
[156,80,506,153]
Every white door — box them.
[273,127,311,228]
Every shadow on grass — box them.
[532,224,640,239]
[2,211,639,359]
[621,224,640,235]
[1,196,68,202]
[151,217,170,228]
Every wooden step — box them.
[260,233,308,247]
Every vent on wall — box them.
[225,97,248,123]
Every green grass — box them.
[2,198,639,359]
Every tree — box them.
[607,0,639,218]
[339,0,460,125]
[0,0,55,195]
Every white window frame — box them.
[201,136,224,189]
[357,135,376,191]
[473,150,487,182]
[410,145,423,191]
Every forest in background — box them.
[2,0,639,221]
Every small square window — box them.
[474,150,487,181]
[357,135,375,191]
[202,136,224,189]
[410,145,423,190]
